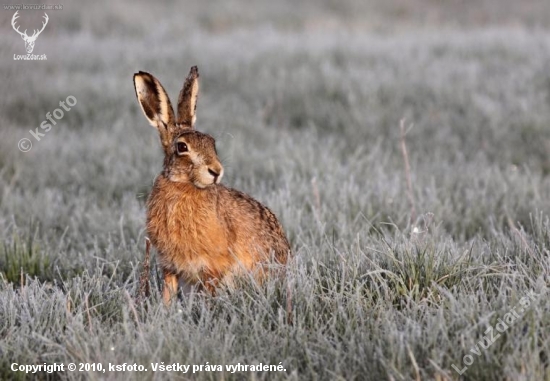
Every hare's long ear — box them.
[134,71,176,151]
[176,66,199,128]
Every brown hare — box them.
[133,66,290,305]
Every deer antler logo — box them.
[11,11,49,54]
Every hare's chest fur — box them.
[146,176,232,281]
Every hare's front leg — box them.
[162,270,178,306]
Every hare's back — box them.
[218,186,290,264]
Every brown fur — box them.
[133,66,290,304]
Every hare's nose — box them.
[208,168,220,182]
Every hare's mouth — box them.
[196,166,223,187]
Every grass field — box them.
[1,1,550,380]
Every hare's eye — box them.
[176,142,188,154]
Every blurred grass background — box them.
[0,0,550,380]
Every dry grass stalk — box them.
[138,237,151,301]
[400,119,417,226]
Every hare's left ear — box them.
[134,71,175,128]
[134,71,177,153]
[177,66,200,128]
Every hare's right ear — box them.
[134,71,176,151]
[177,66,200,128]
